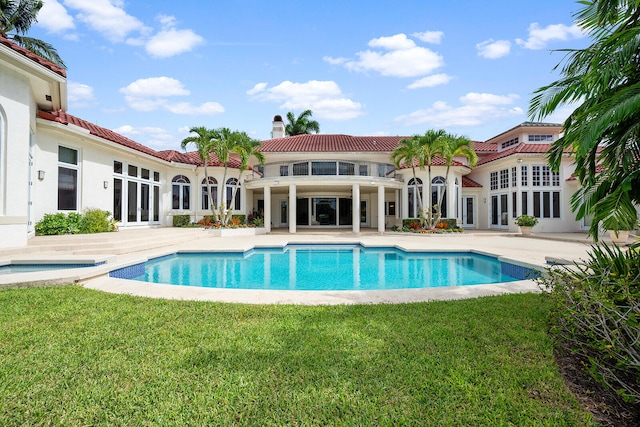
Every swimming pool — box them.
[122,245,532,291]
[0,262,104,276]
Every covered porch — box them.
[244,176,404,233]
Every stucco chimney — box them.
[271,115,285,139]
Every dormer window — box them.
[500,137,519,150]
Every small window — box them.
[359,164,368,176]
[292,162,308,176]
[385,201,396,216]
[154,171,160,182]
[58,146,77,165]
[58,146,79,210]
[113,161,123,174]
[141,168,150,180]
[128,165,138,177]
[280,165,289,176]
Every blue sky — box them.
[32,0,588,151]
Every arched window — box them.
[226,178,241,210]
[407,178,423,218]
[432,176,446,217]
[172,175,190,210]
[201,177,218,210]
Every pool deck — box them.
[0,228,630,305]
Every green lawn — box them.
[0,286,594,426]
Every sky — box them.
[30,0,590,151]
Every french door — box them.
[490,194,509,228]
[462,196,475,227]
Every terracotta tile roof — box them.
[259,134,408,152]
[38,110,243,168]
[39,110,165,160]
[472,141,498,152]
[462,176,483,188]
[0,37,66,77]
[477,143,557,165]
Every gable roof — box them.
[0,37,66,78]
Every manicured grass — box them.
[0,286,593,426]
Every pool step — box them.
[0,228,212,257]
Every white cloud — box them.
[164,102,224,115]
[38,0,75,33]
[322,56,349,65]
[120,77,224,115]
[460,92,519,105]
[248,80,364,121]
[144,14,204,58]
[246,82,268,95]
[411,31,444,44]
[395,92,523,127]
[330,33,444,78]
[114,125,179,150]
[145,27,204,57]
[67,81,94,107]
[516,23,584,50]
[476,39,511,59]
[120,77,190,97]
[407,73,453,89]
[63,0,150,42]
[368,33,416,50]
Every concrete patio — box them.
[0,227,633,304]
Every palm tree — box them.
[209,127,236,224]
[415,129,447,228]
[391,129,447,228]
[435,133,478,221]
[391,136,425,218]
[285,109,320,136]
[0,0,66,68]
[225,132,265,225]
[529,0,640,239]
[181,126,218,220]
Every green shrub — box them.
[402,218,420,228]
[35,213,72,235]
[35,210,116,235]
[538,243,640,403]
[173,215,191,227]
[78,209,111,234]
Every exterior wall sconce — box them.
[103,181,109,189]
[37,170,45,180]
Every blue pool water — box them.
[131,245,522,291]
[0,263,99,275]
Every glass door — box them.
[491,194,509,228]
[462,196,475,227]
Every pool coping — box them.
[85,241,544,305]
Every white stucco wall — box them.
[0,66,33,248]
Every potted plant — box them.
[515,214,538,235]
[602,213,638,245]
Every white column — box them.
[264,185,271,233]
[289,184,296,234]
[352,184,360,233]
[378,185,385,232]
